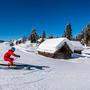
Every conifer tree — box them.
[63,23,73,40]
[29,28,39,43]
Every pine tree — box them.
[75,24,90,45]
[63,23,73,40]
[29,28,39,43]
[76,30,84,41]
[84,24,90,45]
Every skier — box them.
[4,47,20,66]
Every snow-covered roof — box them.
[70,41,84,51]
[37,38,74,53]
[37,38,43,42]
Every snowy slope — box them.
[0,43,90,90]
[14,41,38,53]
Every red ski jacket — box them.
[4,50,14,58]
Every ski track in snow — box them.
[0,66,53,90]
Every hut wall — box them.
[38,51,54,58]
[53,43,72,59]
[38,51,71,59]
[53,51,71,59]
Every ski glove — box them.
[18,55,20,58]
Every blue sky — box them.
[0,0,90,40]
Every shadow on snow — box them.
[0,63,49,70]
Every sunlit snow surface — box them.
[0,42,90,90]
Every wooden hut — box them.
[37,38,74,59]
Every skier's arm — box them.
[13,54,20,58]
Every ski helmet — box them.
[11,47,15,51]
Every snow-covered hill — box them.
[0,42,90,90]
